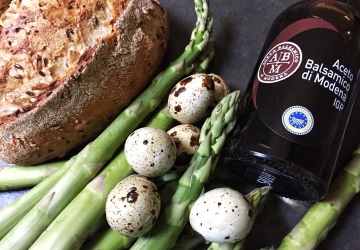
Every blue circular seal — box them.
[282,106,314,135]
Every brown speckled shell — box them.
[105,175,161,237]
[167,124,200,167]
[168,73,215,124]
[125,127,177,177]
[0,0,169,165]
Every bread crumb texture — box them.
[0,0,169,165]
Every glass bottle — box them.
[219,0,360,201]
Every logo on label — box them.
[282,106,314,135]
[258,42,302,83]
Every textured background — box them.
[1,0,360,249]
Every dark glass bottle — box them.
[219,0,360,201]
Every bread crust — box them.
[0,0,169,165]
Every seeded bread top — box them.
[0,0,130,119]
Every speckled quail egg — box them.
[208,73,231,106]
[168,73,215,124]
[189,187,254,244]
[105,175,161,237]
[125,127,177,177]
[167,124,200,168]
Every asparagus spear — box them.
[245,186,271,223]
[130,90,241,250]
[0,161,65,190]
[82,228,137,250]
[171,231,205,250]
[0,159,72,239]
[190,39,215,74]
[276,146,360,250]
[0,6,211,248]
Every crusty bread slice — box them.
[0,0,169,165]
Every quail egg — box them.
[189,187,254,244]
[208,73,230,106]
[168,73,215,124]
[125,127,177,177]
[167,124,200,168]
[105,175,161,237]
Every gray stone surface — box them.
[1,0,360,249]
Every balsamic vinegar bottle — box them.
[219,0,360,201]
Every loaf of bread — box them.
[0,0,169,165]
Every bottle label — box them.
[253,18,359,146]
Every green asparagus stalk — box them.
[171,234,205,250]
[276,146,360,250]
[0,161,65,190]
[130,90,241,250]
[0,159,72,239]
[0,148,107,249]
[171,221,205,250]
[85,215,109,241]
[190,39,215,74]
[208,186,272,250]
[82,228,137,250]
[245,186,272,220]
[151,170,182,186]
